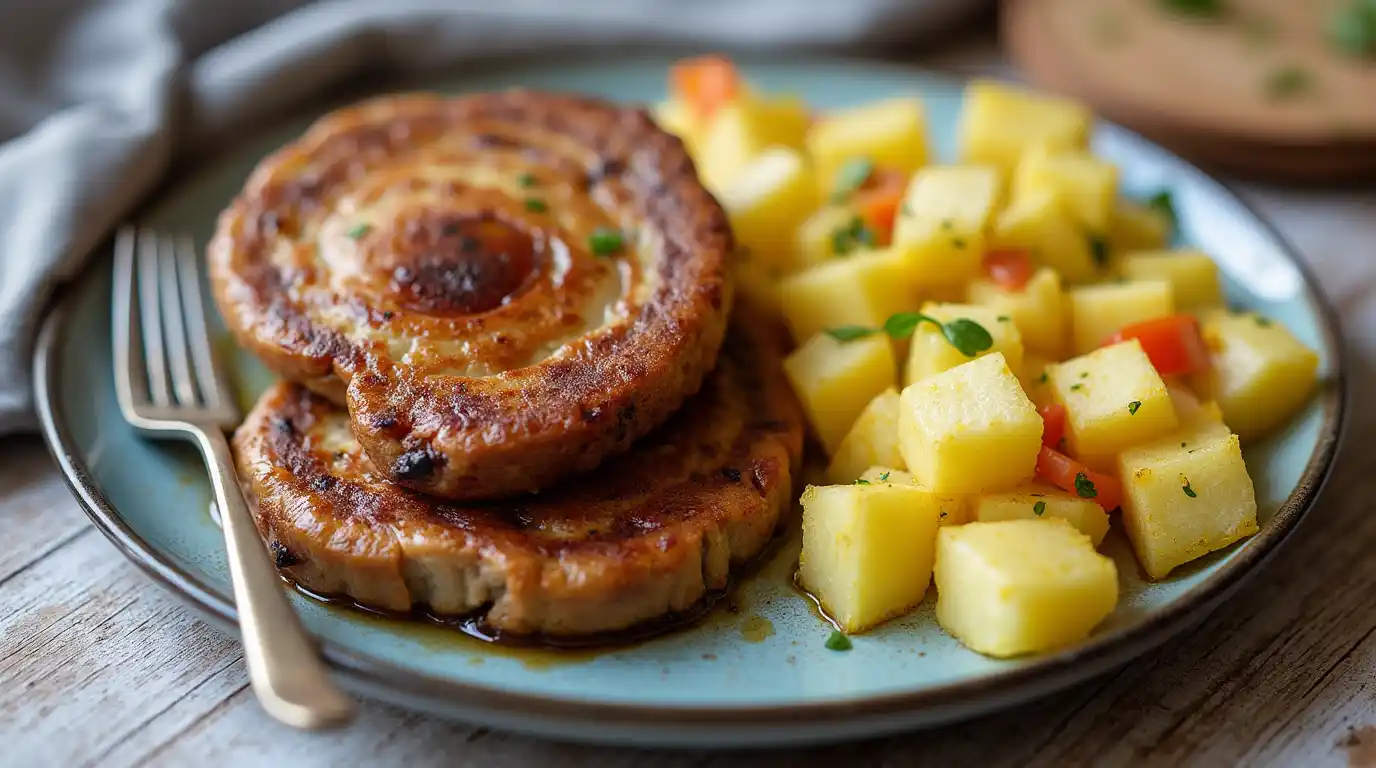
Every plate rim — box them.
[33,56,1350,733]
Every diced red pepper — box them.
[669,55,741,122]
[1106,314,1211,377]
[1039,403,1067,449]
[854,169,909,245]
[1036,446,1124,512]
[981,249,1034,291]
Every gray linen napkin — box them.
[0,0,981,434]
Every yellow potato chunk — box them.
[966,267,1068,357]
[1013,146,1119,233]
[718,147,819,272]
[1108,199,1171,254]
[799,483,943,633]
[1195,312,1320,440]
[785,333,897,454]
[858,466,968,526]
[807,97,929,196]
[991,189,1100,285]
[1168,383,1227,431]
[1119,250,1223,311]
[935,519,1118,658]
[1068,279,1174,355]
[827,389,904,484]
[1019,351,1057,408]
[892,166,1002,287]
[958,79,1093,176]
[903,303,1024,386]
[898,352,1042,494]
[794,205,865,273]
[971,484,1111,546]
[779,245,915,345]
[697,95,811,192]
[1049,340,1179,471]
[1118,432,1259,580]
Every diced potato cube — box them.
[794,205,864,272]
[858,466,968,526]
[971,484,1110,546]
[652,99,702,155]
[1019,351,1057,408]
[718,147,819,272]
[935,519,1118,657]
[898,352,1042,494]
[1049,340,1179,471]
[1068,280,1174,355]
[966,267,1068,357]
[732,259,783,320]
[1013,146,1118,233]
[827,389,904,484]
[799,483,943,633]
[1167,383,1227,431]
[1194,312,1320,440]
[1109,199,1171,254]
[1118,432,1258,579]
[892,166,1002,287]
[779,246,915,345]
[991,189,1100,285]
[807,98,929,196]
[904,303,1024,386]
[697,95,811,192]
[958,79,1093,176]
[1119,250,1223,311]
[785,334,897,454]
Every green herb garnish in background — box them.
[879,471,891,482]
[1075,472,1098,499]
[1128,401,1142,415]
[1255,316,1274,327]
[1182,477,1198,498]
[1265,65,1312,99]
[825,631,853,651]
[1329,0,1376,58]
[854,479,872,485]
[1033,501,1047,516]
[589,227,625,256]
[518,172,538,188]
[829,216,876,256]
[346,223,372,240]
[524,198,548,213]
[1089,236,1110,267]
[824,312,994,358]
[1039,372,1049,384]
[1070,383,1084,392]
[998,316,1011,323]
[830,158,875,203]
[1157,0,1225,19]
[1148,190,1178,233]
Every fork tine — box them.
[137,229,172,407]
[175,235,233,412]
[112,226,148,409]
[158,234,199,406]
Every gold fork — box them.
[112,226,354,729]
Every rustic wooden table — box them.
[3,41,1376,768]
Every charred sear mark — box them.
[581,406,604,424]
[585,157,626,188]
[269,540,301,568]
[720,467,742,483]
[393,449,438,481]
[615,402,638,442]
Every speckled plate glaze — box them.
[34,57,1346,748]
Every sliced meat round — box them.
[210,91,733,500]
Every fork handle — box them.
[194,427,356,729]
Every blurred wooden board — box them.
[1004,0,1376,182]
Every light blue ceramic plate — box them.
[35,56,1346,748]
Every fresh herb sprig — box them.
[825,630,853,651]
[1148,190,1178,233]
[831,158,875,203]
[825,312,994,357]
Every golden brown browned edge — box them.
[34,61,1348,735]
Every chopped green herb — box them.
[854,479,872,485]
[524,198,548,213]
[939,510,949,520]
[997,315,1011,322]
[824,325,879,342]
[1070,383,1084,392]
[831,158,875,203]
[952,238,967,250]
[1182,478,1198,498]
[518,172,538,187]
[824,630,853,651]
[1033,501,1047,516]
[1080,372,1089,379]
[1181,442,1188,449]
[1157,0,1225,19]
[589,227,625,256]
[1148,190,1178,232]
[830,216,877,256]
[1074,472,1098,499]
[879,471,891,482]
[1128,400,1142,415]
[1255,316,1274,327]
[940,219,954,231]
[1039,372,1049,384]
[1089,236,1110,267]
[1265,66,1311,99]
[346,223,372,240]
[1329,1,1376,58]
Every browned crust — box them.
[231,315,805,637]
[210,91,733,500]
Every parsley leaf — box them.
[824,325,879,342]
[518,172,538,188]
[589,227,625,256]
[524,198,548,213]
[1033,501,1047,516]
[1128,400,1142,415]
[854,479,872,485]
[1255,316,1274,327]
[831,158,874,203]
[1148,190,1178,232]
[1182,478,1198,498]
[830,216,877,256]
[1089,236,1110,267]
[346,223,372,240]
[879,471,891,482]
[825,630,853,651]
[1074,472,1098,499]
[827,312,993,358]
